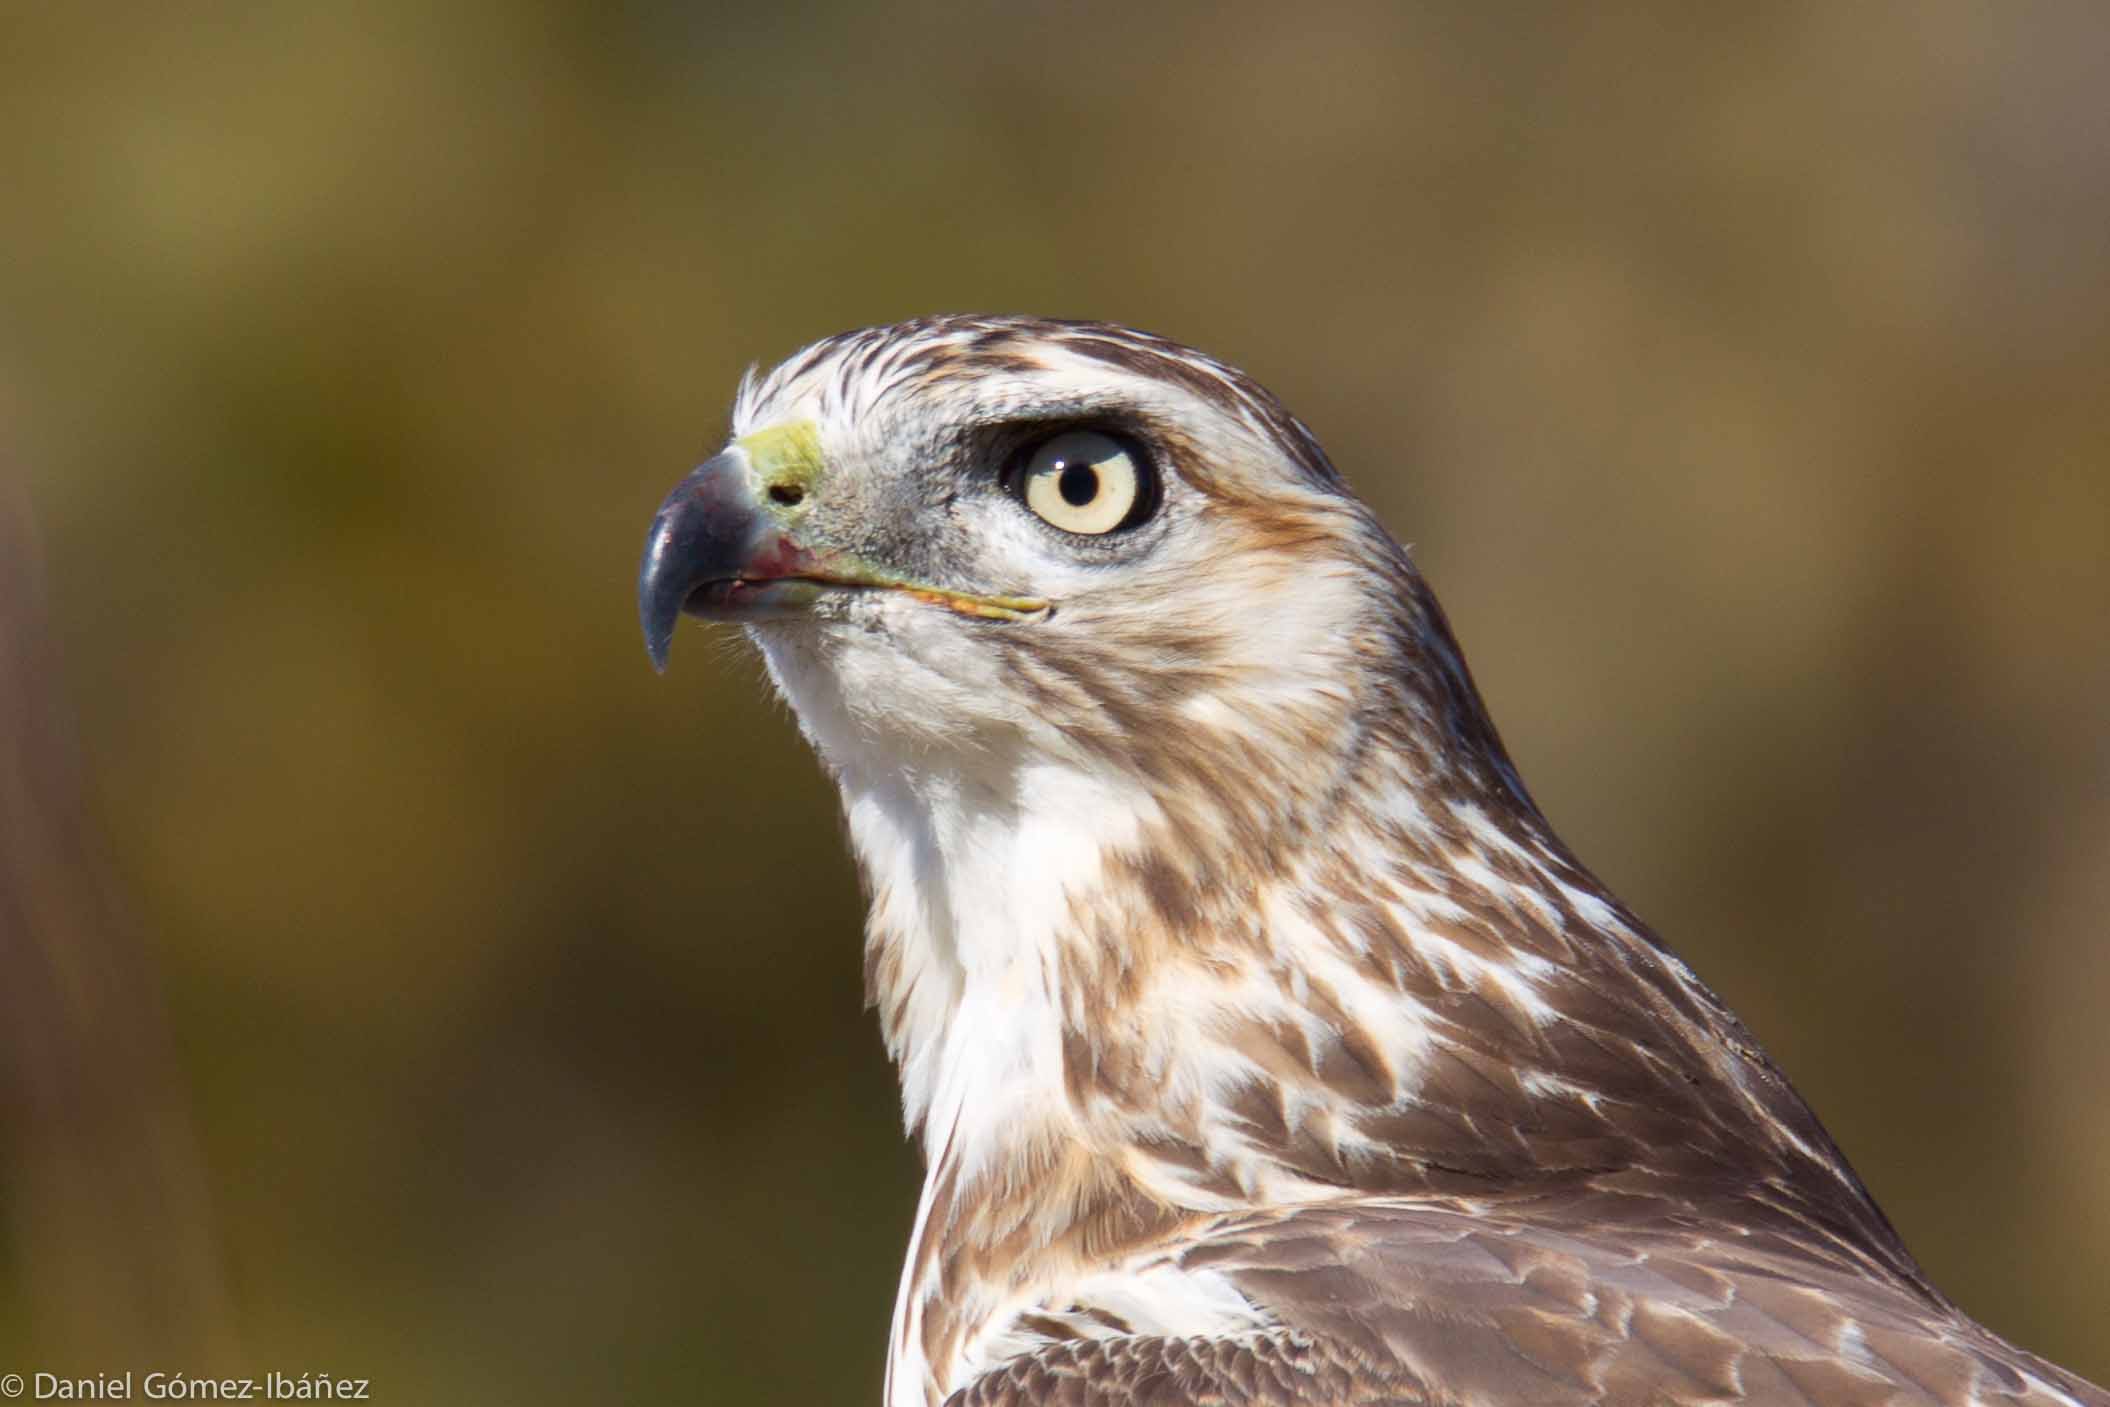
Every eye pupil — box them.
[1058,463,1098,507]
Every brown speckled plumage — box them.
[645,316,2107,1407]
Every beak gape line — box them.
[638,437,1049,671]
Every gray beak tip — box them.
[639,507,686,673]
[638,449,763,673]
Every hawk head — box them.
[641,316,1529,905]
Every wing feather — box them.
[950,1202,2106,1407]
[945,1330,1427,1406]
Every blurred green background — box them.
[2,1,2106,1400]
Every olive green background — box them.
[3,3,2106,1401]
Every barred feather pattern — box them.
[710,317,2107,1407]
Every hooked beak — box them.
[637,444,1049,672]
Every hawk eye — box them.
[1016,430,1153,536]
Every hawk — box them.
[636,316,2105,1407]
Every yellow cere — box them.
[736,420,829,493]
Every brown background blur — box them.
[3,2,2106,1400]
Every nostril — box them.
[768,483,805,507]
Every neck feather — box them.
[814,582,1917,1403]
